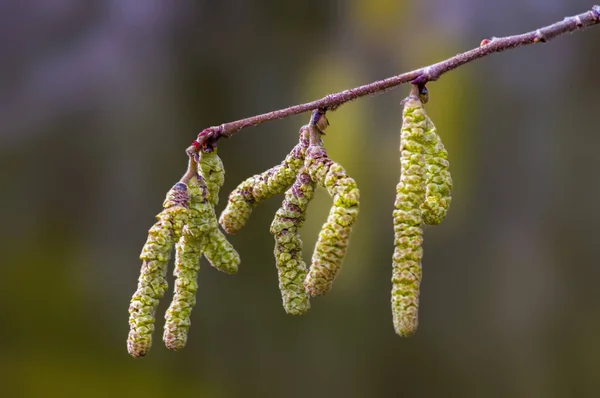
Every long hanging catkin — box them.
[392,92,428,337]
[128,182,190,357]
[198,148,240,274]
[163,174,212,351]
[421,114,452,225]
[270,160,315,315]
[304,120,360,297]
[163,147,240,351]
[219,128,310,234]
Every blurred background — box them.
[1,0,599,397]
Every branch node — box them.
[534,29,546,43]
[310,109,329,135]
[417,84,429,104]
[411,67,437,86]
[574,15,584,28]
[192,126,223,156]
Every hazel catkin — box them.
[164,148,240,351]
[219,127,310,234]
[198,147,225,206]
[392,94,427,337]
[163,175,212,351]
[270,167,316,315]
[128,182,190,357]
[303,126,360,297]
[198,149,240,275]
[421,114,452,225]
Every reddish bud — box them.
[191,140,202,151]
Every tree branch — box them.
[195,5,600,147]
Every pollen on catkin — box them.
[421,114,452,225]
[392,94,428,337]
[163,175,212,351]
[270,167,315,315]
[198,149,240,275]
[304,126,360,297]
[219,127,310,234]
[128,182,190,358]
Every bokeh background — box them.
[1,1,600,397]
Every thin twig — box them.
[194,5,600,147]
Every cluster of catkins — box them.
[128,86,452,356]
[127,148,240,358]
[392,85,452,337]
[128,111,360,357]
[221,111,360,315]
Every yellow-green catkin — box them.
[163,175,211,351]
[219,127,310,234]
[270,167,315,315]
[202,218,240,274]
[198,147,225,206]
[421,114,452,225]
[392,95,428,337]
[304,128,360,297]
[198,149,240,275]
[128,182,190,357]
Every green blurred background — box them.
[1,1,600,397]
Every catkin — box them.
[421,115,452,225]
[219,127,310,234]
[199,150,240,274]
[163,175,211,351]
[128,182,190,357]
[164,148,240,351]
[270,168,315,315]
[198,147,225,206]
[304,134,360,297]
[392,95,427,337]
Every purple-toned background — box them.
[1,1,599,397]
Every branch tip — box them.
[410,74,426,86]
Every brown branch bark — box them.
[194,5,600,147]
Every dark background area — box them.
[1,1,599,397]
